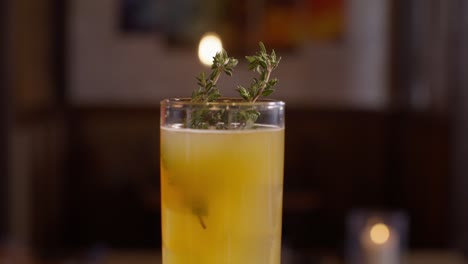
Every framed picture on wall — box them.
[117,0,345,50]
[68,0,391,109]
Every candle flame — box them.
[370,223,390,245]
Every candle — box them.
[361,222,400,264]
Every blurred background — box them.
[1,0,468,263]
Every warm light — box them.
[369,223,390,245]
[198,33,223,66]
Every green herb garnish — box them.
[192,201,208,229]
[186,42,281,229]
[191,50,238,103]
[189,50,238,129]
[189,42,281,130]
[237,42,281,102]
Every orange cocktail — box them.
[160,99,285,264]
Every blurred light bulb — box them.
[198,33,223,66]
[370,223,390,245]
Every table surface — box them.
[2,249,465,264]
[99,250,466,264]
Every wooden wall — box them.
[0,0,9,240]
[61,106,451,250]
[4,0,66,253]
[1,0,458,255]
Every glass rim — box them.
[161,97,285,107]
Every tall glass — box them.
[160,98,285,264]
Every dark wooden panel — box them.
[64,108,161,248]
[396,115,452,248]
[61,106,451,250]
[0,0,10,239]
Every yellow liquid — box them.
[160,126,284,264]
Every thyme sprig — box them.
[182,43,281,229]
[188,43,281,130]
[191,50,238,103]
[237,42,281,102]
[189,50,238,129]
